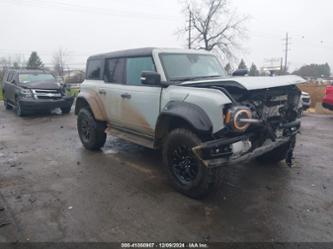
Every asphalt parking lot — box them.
[0,104,333,242]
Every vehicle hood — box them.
[180,75,306,90]
[19,80,60,90]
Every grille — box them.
[32,89,62,100]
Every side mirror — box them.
[141,71,161,86]
[232,69,249,77]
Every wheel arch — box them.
[155,101,213,147]
[75,92,108,121]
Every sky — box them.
[0,0,332,72]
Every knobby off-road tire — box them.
[256,141,292,164]
[77,108,106,151]
[162,128,220,199]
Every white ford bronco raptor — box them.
[75,48,305,198]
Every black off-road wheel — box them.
[162,128,220,199]
[61,106,71,114]
[77,108,106,151]
[256,141,292,164]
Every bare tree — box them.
[53,48,68,77]
[181,0,248,59]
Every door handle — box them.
[121,93,131,99]
[99,89,106,95]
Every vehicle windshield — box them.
[19,73,55,84]
[160,53,226,82]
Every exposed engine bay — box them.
[221,85,302,137]
[226,85,301,122]
[189,83,302,168]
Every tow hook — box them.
[286,136,296,167]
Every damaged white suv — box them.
[75,48,305,198]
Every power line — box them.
[0,0,180,22]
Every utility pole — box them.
[188,10,192,49]
[283,32,290,72]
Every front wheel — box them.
[16,99,25,117]
[77,108,106,150]
[162,128,220,199]
[61,106,71,114]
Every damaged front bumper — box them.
[192,120,301,168]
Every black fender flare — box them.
[155,101,213,142]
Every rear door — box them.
[85,58,123,124]
[101,58,127,125]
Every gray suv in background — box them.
[1,69,74,116]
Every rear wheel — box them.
[162,128,220,199]
[77,108,106,150]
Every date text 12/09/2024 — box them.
[121,242,208,248]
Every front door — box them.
[120,56,161,137]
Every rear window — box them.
[104,58,126,84]
[87,59,103,80]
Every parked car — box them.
[322,84,333,111]
[301,91,311,110]
[1,69,74,116]
[75,48,305,198]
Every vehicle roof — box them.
[88,47,156,60]
[87,47,214,60]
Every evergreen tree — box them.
[293,63,331,78]
[238,59,247,70]
[249,63,259,76]
[27,52,43,69]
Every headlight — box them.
[225,106,253,133]
[20,89,33,97]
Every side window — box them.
[86,59,102,80]
[104,58,126,84]
[126,57,155,86]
